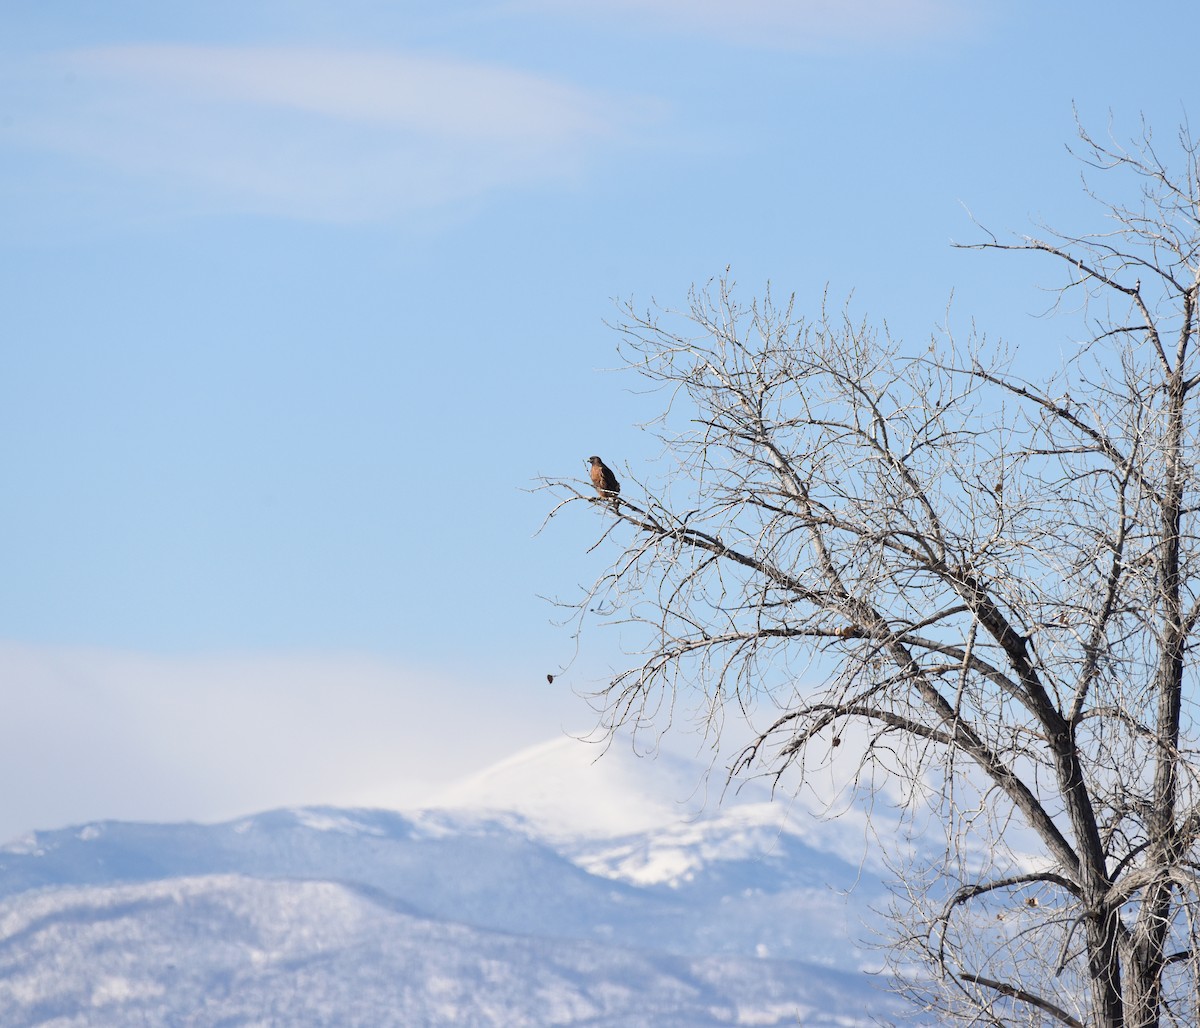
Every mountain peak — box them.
[428,733,771,841]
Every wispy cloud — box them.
[524,0,974,49]
[0,642,581,842]
[1,45,649,222]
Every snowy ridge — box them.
[0,873,888,1027]
[574,802,837,887]
[0,735,926,1026]
[430,734,747,839]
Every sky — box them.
[1,0,1197,842]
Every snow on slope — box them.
[432,733,891,878]
[431,735,759,839]
[0,874,896,1027]
[0,734,924,1025]
[425,735,889,970]
[0,804,878,970]
[0,807,666,947]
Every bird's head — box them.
[587,455,602,466]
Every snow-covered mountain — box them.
[0,735,922,1026]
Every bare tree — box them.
[543,121,1200,1027]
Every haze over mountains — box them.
[0,736,926,1026]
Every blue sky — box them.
[1,0,1197,840]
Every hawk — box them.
[587,455,620,504]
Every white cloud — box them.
[1,45,647,222]
[68,45,611,143]
[0,642,581,843]
[525,0,973,49]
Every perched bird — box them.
[587,455,620,504]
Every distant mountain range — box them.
[0,736,926,1026]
